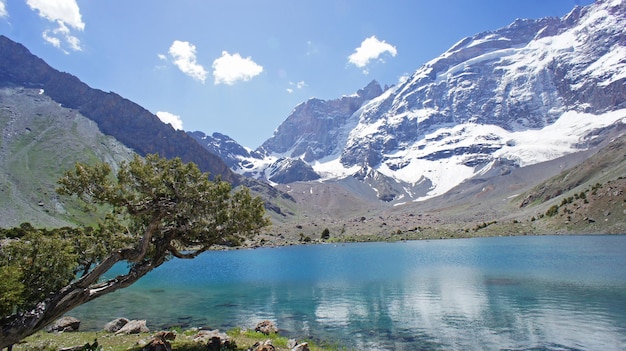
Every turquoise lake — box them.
[71,235,626,350]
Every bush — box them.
[321,228,330,240]
[545,205,559,217]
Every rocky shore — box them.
[37,316,314,351]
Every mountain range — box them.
[191,0,626,205]
[1,0,625,240]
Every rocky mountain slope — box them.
[0,35,237,185]
[0,35,296,228]
[0,86,135,228]
[193,0,626,206]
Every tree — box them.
[321,228,330,240]
[0,154,270,349]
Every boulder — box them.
[141,338,171,351]
[141,331,176,351]
[193,329,234,351]
[254,320,278,335]
[249,339,275,351]
[292,342,310,351]
[115,319,149,334]
[46,316,80,333]
[104,317,129,333]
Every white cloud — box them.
[42,30,61,48]
[26,0,84,52]
[287,80,307,93]
[42,20,81,52]
[26,0,84,30]
[348,35,397,71]
[0,1,8,18]
[168,40,208,83]
[156,111,184,131]
[212,51,263,85]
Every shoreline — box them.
[238,229,626,251]
[13,327,338,351]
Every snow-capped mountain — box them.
[193,0,626,203]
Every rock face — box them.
[259,80,384,162]
[188,131,264,170]
[266,158,321,183]
[0,35,238,185]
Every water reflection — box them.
[71,236,626,350]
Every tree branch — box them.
[168,244,208,259]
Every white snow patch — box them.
[495,109,626,166]
[583,46,626,87]
[311,157,360,180]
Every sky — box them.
[0,0,594,148]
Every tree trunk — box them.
[0,287,90,349]
[0,253,156,349]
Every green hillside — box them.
[0,86,135,228]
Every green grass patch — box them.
[12,328,350,351]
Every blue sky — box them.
[0,0,593,148]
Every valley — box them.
[0,0,625,243]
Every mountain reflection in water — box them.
[71,235,626,350]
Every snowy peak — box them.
[258,80,384,161]
[188,131,263,171]
[200,1,626,204]
[339,0,626,168]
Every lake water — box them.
[71,235,626,350]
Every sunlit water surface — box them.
[71,235,626,350]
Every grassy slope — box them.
[14,329,342,351]
[0,86,135,228]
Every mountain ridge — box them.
[193,0,626,205]
[0,35,238,185]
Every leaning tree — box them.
[0,154,270,349]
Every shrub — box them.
[545,205,559,217]
[321,228,330,240]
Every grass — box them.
[12,328,351,351]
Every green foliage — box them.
[56,154,270,261]
[0,264,24,316]
[1,154,270,346]
[591,182,603,195]
[321,228,330,240]
[560,196,574,206]
[545,204,559,217]
[0,226,79,315]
